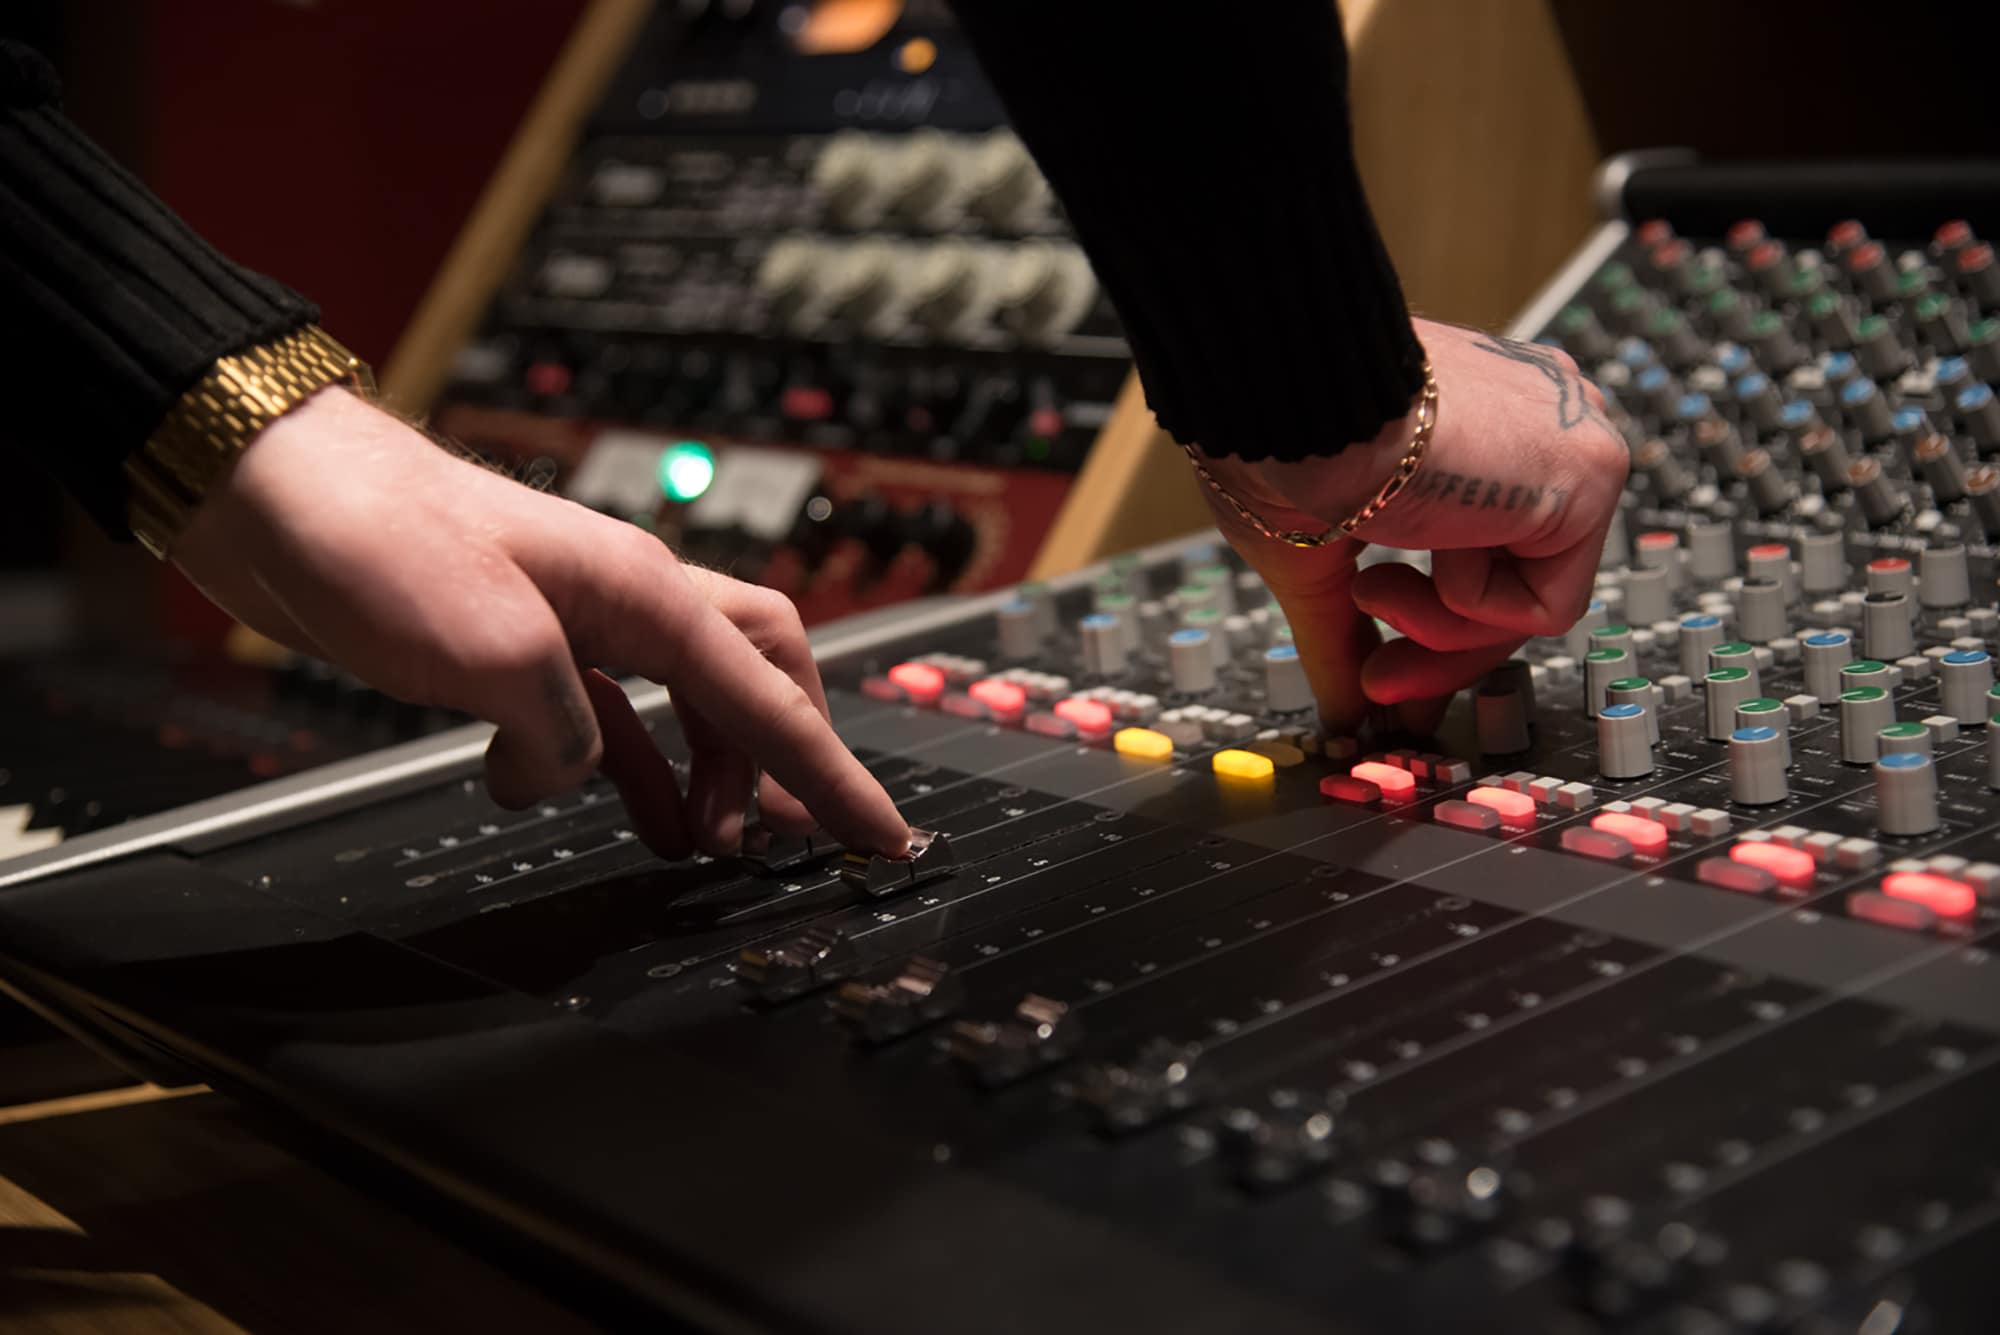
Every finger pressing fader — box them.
[840,827,957,896]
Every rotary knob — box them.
[1729,726,1789,805]
[1080,613,1128,677]
[811,129,890,226]
[1874,751,1940,836]
[997,598,1041,660]
[903,243,995,336]
[817,240,902,332]
[881,129,970,229]
[995,243,1098,345]
[965,131,1050,231]
[1168,629,1218,694]
[1263,645,1312,713]
[1597,703,1654,779]
[754,237,831,334]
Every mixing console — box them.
[426,2,1129,621]
[5,168,2000,1332]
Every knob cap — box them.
[1168,629,1217,694]
[1260,645,1311,713]
[1735,698,1791,769]
[1679,613,1725,681]
[1597,703,1655,778]
[1705,667,1757,741]
[1874,751,1940,836]
[1080,613,1127,677]
[1584,647,1631,716]
[1801,630,1852,701]
[1840,686,1895,764]
[1940,650,1996,723]
[1729,726,1789,805]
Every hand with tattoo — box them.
[1190,318,1629,732]
[171,387,911,860]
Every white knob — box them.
[995,243,1098,345]
[904,243,997,336]
[965,131,1049,230]
[880,130,969,229]
[811,129,890,226]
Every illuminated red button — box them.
[1881,871,1975,919]
[887,662,946,706]
[1349,761,1416,801]
[1053,697,1115,737]
[1729,840,1815,891]
[525,361,572,396]
[781,385,834,421]
[1650,239,1691,271]
[1320,775,1382,805]
[1435,800,1502,833]
[1849,890,1936,933]
[1591,812,1668,857]
[1466,785,1536,829]
[1561,827,1632,861]
[968,679,1027,721]
[1697,857,1774,894]
[1025,712,1076,740]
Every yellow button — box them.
[1212,749,1275,780]
[1246,740,1305,768]
[1113,727,1175,761]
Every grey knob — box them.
[1705,667,1758,741]
[1736,578,1788,643]
[1916,435,1968,505]
[1849,458,1906,528]
[1634,531,1682,586]
[1920,543,1972,609]
[1864,556,1916,604]
[1094,593,1140,657]
[1686,519,1735,581]
[1475,666,1534,755]
[1587,624,1636,658]
[1565,598,1611,657]
[1174,583,1218,621]
[1585,647,1631,716]
[1842,376,1895,441]
[1876,721,1931,757]
[1018,581,1058,637]
[1801,630,1853,701]
[1797,528,1847,593]
[1862,592,1914,662]
[1961,382,2000,450]
[1137,599,1173,646]
[1738,448,1795,516]
[1597,704,1655,779]
[1840,686,1895,764]
[997,598,1041,659]
[1633,439,1693,504]
[1744,542,1793,601]
[1874,751,1940,836]
[1263,646,1312,713]
[1621,565,1671,625]
[1989,716,2000,790]
[1729,726,1789,805]
[1707,641,1759,679]
[1180,608,1230,670]
[1607,677,1660,743]
[1679,613,1726,681]
[1800,426,1854,492]
[1079,613,1127,676]
[1188,562,1237,616]
[1940,649,1996,723]
[1735,698,1791,769]
[1168,629,1217,694]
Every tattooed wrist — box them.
[1406,468,1568,517]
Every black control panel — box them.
[429,1,1130,616]
[5,168,2000,1333]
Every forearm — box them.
[949,0,1425,462]
[0,38,316,536]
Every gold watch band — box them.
[124,323,374,558]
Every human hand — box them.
[171,386,909,860]
[1193,318,1629,733]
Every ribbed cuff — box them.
[0,39,317,536]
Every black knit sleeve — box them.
[0,38,318,536]
[949,1,1424,462]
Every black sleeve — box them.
[949,1,1424,462]
[0,38,318,537]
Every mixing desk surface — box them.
[4,161,2000,1333]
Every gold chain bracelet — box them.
[1178,358,1438,548]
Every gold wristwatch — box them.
[124,323,374,558]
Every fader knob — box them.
[1840,686,1895,765]
[1168,629,1217,694]
[1735,578,1787,643]
[997,598,1041,660]
[1919,543,1972,609]
[1801,631,1852,702]
[1679,613,1725,681]
[1705,667,1757,742]
[1729,726,1789,806]
[1873,752,1940,836]
[1620,565,1670,625]
[1862,592,1914,662]
[1940,650,1996,723]
[1596,704,1654,779]
[1080,613,1127,677]
[1798,529,1847,594]
[1263,646,1312,714]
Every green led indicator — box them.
[658,440,716,503]
[1025,436,1051,462]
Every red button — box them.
[1637,531,1678,551]
[1320,775,1381,805]
[1650,239,1691,270]
[1726,220,1766,252]
[1697,857,1774,894]
[1747,542,1789,560]
[1029,408,1065,440]
[1436,800,1502,833]
[1729,840,1815,891]
[1827,219,1867,252]
[1746,240,1784,273]
[1959,243,1994,276]
[968,679,1027,720]
[1881,872,1975,919]
[1591,812,1668,857]
[1846,240,1886,273]
[1350,761,1416,801]
[525,362,572,396]
[887,662,946,705]
[1867,557,1910,574]
[1636,219,1674,247]
[1053,697,1114,736]
[1561,827,1632,861]
[782,386,834,421]
[1937,220,1974,250]
[1466,786,1536,829]
[1849,890,1935,933]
